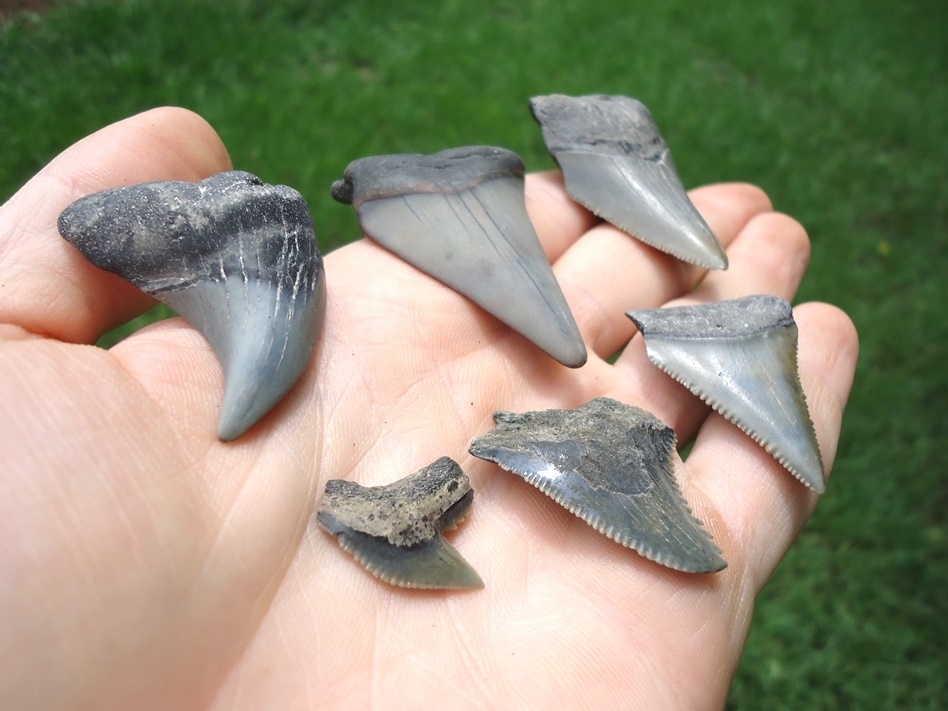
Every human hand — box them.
[0,108,857,710]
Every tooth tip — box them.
[557,343,588,368]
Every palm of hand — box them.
[0,109,857,710]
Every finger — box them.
[683,211,810,304]
[555,183,773,360]
[685,303,858,591]
[0,107,232,344]
[523,170,600,261]
[613,208,813,442]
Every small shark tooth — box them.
[469,397,725,574]
[627,295,825,492]
[317,457,484,590]
[331,146,587,368]
[529,94,728,270]
[58,170,326,442]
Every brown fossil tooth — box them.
[58,171,326,442]
[627,295,825,493]
[331,146,587,368]
[317,457,484,590]
[530,94,728,270]
[469,397,726,574]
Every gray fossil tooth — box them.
[331,146,587,368]
[627,295,825,492]
[58,170,326,441]
[530,94,728,270]
[317,456,484,590]
[469,397,725,574]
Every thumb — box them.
[0,106,232,343]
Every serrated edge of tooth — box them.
[334,532,481,590]
[645,349,825,493]
[501,461,725,573]
[563,188,727,270]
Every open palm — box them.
[0,108,857,710]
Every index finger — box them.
[524,170,600,261]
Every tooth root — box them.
[530,93,728,270]
[469,397,726,574]
[331,146,587,368]
[58,170,326,441]
[317,457,484,590]
[627,295,825,493]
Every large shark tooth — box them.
[627,295,825,492]
[58,170,326,442]
[530,94,728,270]
[469,397,725,574]
[331,146,587,368]
[317,457,484,590]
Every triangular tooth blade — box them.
[326,529,484,590]
[331,146,587,368]
[530,94,728,270]
[317,457,484,590]
[469,397,726,574]
[58,171,326,441]
[627,295,825,493]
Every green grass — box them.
[2,0,946,706]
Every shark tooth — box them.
[469,397,725,574]
[529,94,728,270]
[317,456,484,590]
[58,170,326,441]
[331,146,587,368]
[627,295,825,492]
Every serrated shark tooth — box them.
[317,457,484,590]
[331,146,587,368]
[469,397,725,574]
[530,94,728,270]
[58,170,326,441]
[627,295,825,492]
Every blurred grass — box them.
[1,0,945,706]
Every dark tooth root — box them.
[57,170,326,441]
[469,397,726,574]
[627,295,825,493]
[530,93,728,270]
[331,146,587,368]
[529,94,669,159]
[331,146,525,208]
[317,457,484,590]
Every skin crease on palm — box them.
[0,108,857,710]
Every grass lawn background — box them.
[2,0,945,707]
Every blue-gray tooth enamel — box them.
[627,295,825,493]
[469,397,726,574]
[530,94,728,270]
[58,170,326,441]
[331,146,587,368]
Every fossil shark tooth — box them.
[331,146,587,368]
[530,94,728,270]
[627,295,825,492]
[317,457,484,590]
[58,170,326,442]
[469,397,725,574]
